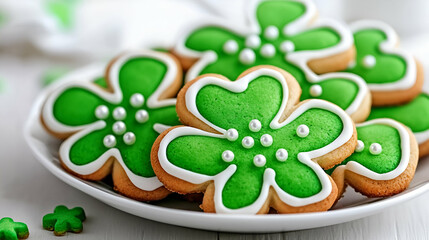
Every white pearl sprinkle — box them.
[260,44,276,58]
[249,119,262,132]
[362,55,376,68]
[245,35,261,49]
[130,93,144,108]
[276,149,288,162]
[112,121,126,135]
[103,134,116,148]
[135,109,149,123]
[355,140,365,152]
[95,105,109,119]
[123,132,136,145]
[112,107,126,120]
[260,134,273,147]
[280,40,295,53]
[296,124,309,138]
[309,85,322,97]
[253,154,266,167]
[223,40,239,54]
[369,143,382,155]
[239,48,256,65]
[264,25,279,40]
[225,128,239,141]
[242,136,255,149]
[222,150,234,162]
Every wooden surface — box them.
[1,0,429,239]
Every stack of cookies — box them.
[40,0,423,214]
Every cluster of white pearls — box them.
[222,25,296,65]
[221,119,289,167]
[354,140,383,155]
[96,93,150,148]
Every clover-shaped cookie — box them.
[0,218,29,240]
[42,51,182,201]
[43,205,86,236]
[328,119,418,198]
[152,66,357,214]
[346,20,423,106]
[368,93,429,157]
[174,0,370,122]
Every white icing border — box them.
[338,118,410,181]
[174,0,368,116]
[158,68,354,214]
[350,20,417,91]
[42,50,179,191]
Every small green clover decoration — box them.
[43,205,86,236]
[0,218,29,240]
[157,68,354,213]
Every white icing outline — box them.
[158,68,354,214]
[337,118,410,181]
[350,20,417,91]
[174,0,368,116]
[42,50,179,191]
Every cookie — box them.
[173,0,371,122]
[41,50,182,201]
[328,119,418,198]
[0,218,29,240]
[43,205,86,236]
[345,20,423,106]
[368,92,429,157]
[151,66,357,214]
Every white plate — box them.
[24,66,429,233]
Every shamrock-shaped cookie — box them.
[345,20,423,106]
[328,119,418,198]
[0,218,29,240]
[43,205,86,236]
[42,51,182,201]
[174,0,370,122]
[152,66,357,214]
[368,93,429,157]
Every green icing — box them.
[326,123,401,175]
[0,218,29,240]
[368,93,429,133]
[167,76,344,209]
[43,205,85,236]
[52,57,180,177]
[183,0,358,111]
[45,0,78,30]
[346,29,406,84]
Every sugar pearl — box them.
[253,154,266,167]
[225,128,239,141]
[264,26,279,40]
[242,136,255,149]
[135,109,149,123]
[112,107,126,120]
[222,150,234,162]
[260,134,273,147]
[260,44,276,58]
[296,124,309,138]
[223,40,239,54]
[112,121,126,135]
[123,132,136,145]
[276,149,288,162]
[130,93,144,108]
[239,48,256,65]
[280,40,295,53]
[95,105,109,119]
[249,119,262,132]
[245,35,261,49]
[103,134,116,148]
[355,140,364,152]
[309,85,322,97]
[362,55,376,68]
[369,143,382,155]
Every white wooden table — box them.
[1,1,429,239]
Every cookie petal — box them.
[52,86,108,127]
[256,0,306,30]
[195,75,284,133]
[289,27,341,52]
[221,166,264,209]
[184,26,243,53]
[166,134,232,177]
